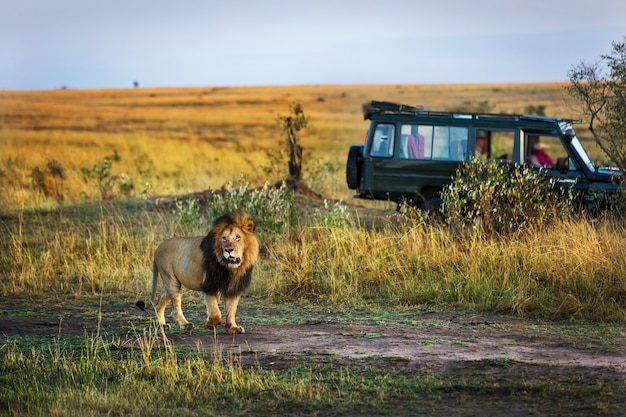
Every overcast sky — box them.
[1,0,625,90]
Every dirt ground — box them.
[2,296,625,416]
[2,297,624,376]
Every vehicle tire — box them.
[417,196,443,212]
[346,145,363,189]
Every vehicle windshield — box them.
[559,122,594,171]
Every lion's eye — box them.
[222,236,227,242]
[236,235,241,241]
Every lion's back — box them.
[154,236,205,289]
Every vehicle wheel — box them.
[346,145,363,189]
[418,196,445,222]
[418,196,443,212]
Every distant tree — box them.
[524,104,546,116]
[277,103,309,182]
[133,81,139,88]
[566,37,626,177]
[449,100,494,113]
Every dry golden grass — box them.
[1,82,589,210]
[265,217,626,320]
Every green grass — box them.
[2,329,624,417]
[1,290,625,416]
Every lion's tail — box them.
[151,258,159,302]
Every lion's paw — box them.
[205,317,222,329]
[182,323,195,331]
[227,325,245,334]
[160,323,171,331]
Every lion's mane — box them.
[200,211,259,298]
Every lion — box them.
[151,210,258,334]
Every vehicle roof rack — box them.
[363,100,580,124]
[364,101,424,119]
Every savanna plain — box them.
[1,83,625,416]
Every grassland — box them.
[1,83,625,416]
[0,82,594,210]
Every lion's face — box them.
[219,225,246,269]
[212,211,259,271]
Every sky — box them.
[1,0,625,90]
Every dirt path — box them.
[2,299,624,379]
[176,321,626,374]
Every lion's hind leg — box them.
[153,287,172,331]
[170,291,194,331]
[154,280,194,331]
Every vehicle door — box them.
[522,130,587,193]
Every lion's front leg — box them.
[203,293,222,329]
[224,295,244,334]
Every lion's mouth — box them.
[226,255,242,268]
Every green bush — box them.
[441,158,570,235]
[207,181,300,237]
[81,150,135,201]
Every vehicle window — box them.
[491,130,515,161]
[399,124,426,159]
[369,123,395,157]
[418,125,434,159]
[432,126,468,161]
[526,133,567,169]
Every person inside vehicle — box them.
[406,125,425,159]
[475,130,489,158]
[529,142,554,168]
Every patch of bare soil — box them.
[2,299,624,377]
[2,298,625,415]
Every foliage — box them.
[174,182,351,238]
[448,100,495,113]
[524,104,547,116]
[31,160,65,202]
[441,158,572,235]
[80,150,136,201]
[312,199,350,227]
[207,181,300,237]
[566,37,626,178]
[174,197,203,233]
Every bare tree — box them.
[566,37,626,177]
[277,103,309,182]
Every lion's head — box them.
[211,211,259,272]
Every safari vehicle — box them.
[346,101,621,211]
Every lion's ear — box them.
[244,218,256,234]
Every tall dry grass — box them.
[1,182,625,320]
[264,217,626,320]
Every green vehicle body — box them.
[346,101,621,210]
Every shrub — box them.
[441,158,571,235]
[312,199,350,227]
[206,181,300,237]
[524,104,547,116]
[31,160,65,202]
[81,150,135,200]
